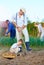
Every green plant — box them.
[0,37,17,47]
[0,36,44,49]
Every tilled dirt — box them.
[0,49,44,65]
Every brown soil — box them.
[0,48,44,65]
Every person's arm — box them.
[12,21,18,28]
[22,25,26,30]
[12,19,22,32]
[12,21,21,32]
[12,14,19,28]
[12,14,22,32]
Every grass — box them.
[0,36,44,50]
[0,37,17,47]
[30,36,44,47]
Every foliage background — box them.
[0,21,44,49]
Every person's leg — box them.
[10,30,12,38]
[10,48,15,53]
[16,29,22,42]
[16,29,22,51]
[22,28,32,51]
[10,47,20,54]
[40,33,44,41]
[18,47,22,52]
[12,29,16,38]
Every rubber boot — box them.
[19,47,22,52]
[25,42,32,51]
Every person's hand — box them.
[22,25,26,30]
[34,23,38,27]
[17,27,22,32]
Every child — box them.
[10,39,23,54]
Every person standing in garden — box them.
[5,20,16,39]
[34,23,42,37]
[12,8,32,51]
[40,23,44,41]
[34,23,44,41]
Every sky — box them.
[0,0,44,22]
